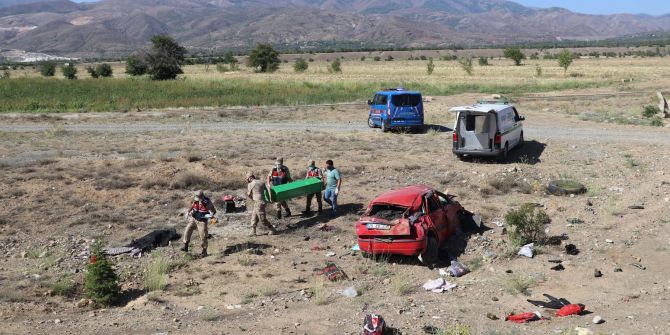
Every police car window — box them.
[391,94,421,107]
[375,95,387,105]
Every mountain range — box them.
[1,0,670,57]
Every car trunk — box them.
[456,111,496,151]
[391,94,421,122]
[358,204,412,236]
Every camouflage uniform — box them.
[247,178,276,235]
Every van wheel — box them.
[419,235,439,266]
[367,117,375,128]
[518,132,524,148]
[499,143,509,162]
[381,121,389,133]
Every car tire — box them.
[419,234,439,266]
[547,180,587,196]
[498,143,509,162]
[518,132,524,148]
[367,117,375,128]
[381,121,389,133]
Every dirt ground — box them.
[0,92,669,335]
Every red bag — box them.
[556,304,585,317]
[505,311,543,323]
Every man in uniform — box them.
[267,157,292,219]
[323,160,342,215]
[247,171,277,236]
[304,160,323,214]
[181,190,215,256]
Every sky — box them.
[515,0,670,15]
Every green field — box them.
[0,77,608,113]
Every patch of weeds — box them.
[650,116,664,127]
[144,251,170,292]
[466,257,483,272]
[441,323,472,335]
[174,285,202,297]
[241,292,258,304]
[237,254,256,267]
[26,248,43,259]
[261,287,279,297]
[50,278,78,298]
[146,291,164,302]
[310,285,331,306]
[199,310,223,322]
[505,273,543,296]
[392,276,413,295]
[505,203,550,246]
[170,172,217,190]
[95,176,136,190]
[622,153,638,168]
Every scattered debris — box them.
[422,325,439,334]
[605,239,613,244]
[548,180,586,195]
[556,303,585,317]
[486,313,499,320]
[351,244,360,251]
[566,218,584,225]
[631,263,646,270]
[518,243,534,258]
[445,260,470,277]
[627,205,644,210]
[528,294,572,309]
[592,315,604,324]
[318,224,335,232]
[363,314,385,335]
[594,269,602,278]
[505,311,543,323]
[325,251,336,257]
[340,286,358,298]
[614,267,623,272]
[422,278,456,293]
[316,263,348,281]
[106,229,180,257]
[550,264,565,271]
[565,244,579,255]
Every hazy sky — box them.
[515,0,670,15]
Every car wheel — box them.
[419,234,439,266]
[381,121,389,133]
[518,132,524,148]
[367,117,375,128]
[498,143,509,162]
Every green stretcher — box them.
[263,178,323,203]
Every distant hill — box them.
[1,0,669,57]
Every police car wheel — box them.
[367,117,375,128]
[381,121,389,132]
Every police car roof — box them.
[448,103,510,113]
[376,89,421,95]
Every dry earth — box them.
[0,92,669,335]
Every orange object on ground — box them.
[505,311,543,323]
[556,304,585,317]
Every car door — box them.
[424,192,449,241]
[372,94,388,124]
[511,107,523,147]
[436,192,460,236]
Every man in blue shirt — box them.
[322,159,341,215]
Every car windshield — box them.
[368,204,408,220]
[391,94,421,107]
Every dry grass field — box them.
[0,55,669,334]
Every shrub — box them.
[419,55,427,60]
[144,251,170,292]
[426,57,435,75]
[385,55,394,61]
[557,50,575,73]
[293,58,308,72]
[39,62,56,77]
[329,59,342,73]
[62,63,77,79]
[642,105,661,118]
[504,47,526,66]
[360,56,366,61]
[478,57,489,66]
[222,51,238,66]
[216,63,231,73]
[84,241,120,306]
[247,43,280,73]
[458,57,473,76]
[86,66,99,78]
[51,278,78,297]
[535,64,543,77]
[125,55,147,76]
[650,116,664,127]
[505,203,550,246]
[441,323,472,335]
[96,63,113,77]
[0,70,9,79]
[373,56,381,61]
[146,35,186,80]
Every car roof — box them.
[370,184,433,208]
[376,89,421,95]
[448,103,511,113]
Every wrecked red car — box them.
[355,185,471,264]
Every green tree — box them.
[478,57,489,66]
[505,203,550,246]
[125,55,147,76]
[146,35,187,80]
[329,58,342,73]
[62,63,77,79]
[84,241,120,306]
[557,50,575,73]
[39,61,56,77]
[504,47,526,66]
[96,63,113,77]
[458,57,474,76]
[293,58,308,72]
[247,43,280,73]
[86,66,99,78]
[426,57,435,75]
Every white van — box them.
[450,103,524,160]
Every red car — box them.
[355,185,470,265]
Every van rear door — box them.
[371,94,388,125]
[456,111,495,151]
[390,94,423,125]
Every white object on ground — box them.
[592,315,604,324]
[340,286,358,298]
[422,278,456,293]
[325,251,336,257]
[518,243,535,258]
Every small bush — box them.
[51,278,78,298]
[535,64,543,77]
[441,323,472,335]
[385,55,394,61]
[126,55,147,76]
[144,251,170,292]
[392,276,413,295]
[426,57,435,75]
[62,64,77,79]
[505,273,544,296]
[96,63,113,77]
[642,105,661,118]
[293,58,308,72]
[505,203,550,246]
[478,57,489,66]
[419,55,427,60]
[329,59,342,73]
[84,241,120,306]
[86,66,99,78]
[373,56,381,61]
[0,70,9,79]
[39,62,56,77]
[650,116,664,127]
[169,172,216,189]
[458,58,473,75]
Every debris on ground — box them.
[631,262,646,270]
[362,314,385,335]
[444,260,470,277]
[556,303,585,317]
[422,278,456,293]
[486,313,499,320]
[316,263,348,281]
[592,315,604,324]
[594,269,603,277]
[550,264,565,271]
[318,224,335,232]
[566,218,584,225]
[505,311,544,323]
[565,243,580,255]
[518,243,534,258]
[351,244,360,251]
[339,286,358,298]
[106,228,180,257]
[527,294,572,309]
[325,251,336,257]
[627,205,644,210]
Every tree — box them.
[39,61,56,77]
[505,203,550,246]
[62,63,77,79]
[458,57,473,76]
[86,66,99,78]
[84,241,120,306]
[504,47,526,66]
[125,55,147,76]
[96,63,113,77]
[293,58,308,72]
[329,59,342,73]
[247,43,280,73]
[222,51,238,66]
[557,50,575,73]
[426,57,434,75]
[478,57,489,66]
[146,35,186,80]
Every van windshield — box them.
[391,94,421,107]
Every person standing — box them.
[322,159,341,215]
[246,171,277,236]
[181,190,216,256]
[304,160,323,214]
[267,157,292,219]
